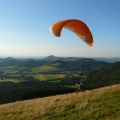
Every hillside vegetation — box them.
[0,84,120,120]
[86,62,120,89]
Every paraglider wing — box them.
[49,19,93,46]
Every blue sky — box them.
[0,0,120,57]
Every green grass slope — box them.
[0,84,120,120]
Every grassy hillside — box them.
[31,65,58,73]
[0,84,120,120]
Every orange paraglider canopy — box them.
[49,19,93,46]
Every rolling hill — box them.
[0,84,120,120]
[0,56,110,70]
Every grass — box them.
[0,84,120,120]
[32,65,58,73]
[0,66,26,77]
[32,74,66,81]
[0,79,21,83]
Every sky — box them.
[0,0,120,58]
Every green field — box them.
[32,65,58,73]
[33,74,66,81]
[0,79,21,83]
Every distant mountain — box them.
[42,55,62,61]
